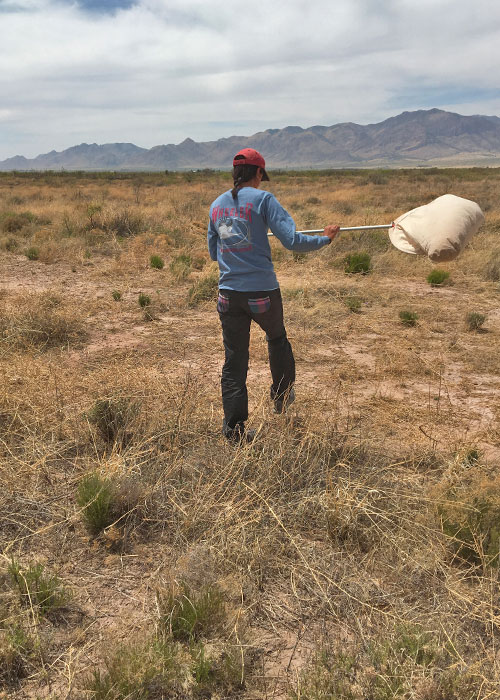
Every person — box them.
[207,148,340,443]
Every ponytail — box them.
[231,162,258,199]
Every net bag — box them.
[389,194,484,263]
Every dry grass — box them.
[0,168,499,698]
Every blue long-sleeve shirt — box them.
[207,187,330,291]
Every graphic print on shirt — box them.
[216,216,252,253]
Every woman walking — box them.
[208,148,339,443]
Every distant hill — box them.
[3,109,500,171]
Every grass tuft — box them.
[399,309,419,326]
[427,268,450,286]
[150,254,164,270]
[7,559,68,616]
[157,582,227,643]
[344,252,371,274]
[465,311,486,331]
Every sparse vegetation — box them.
[0,169,499,698]
[112,289,121,301]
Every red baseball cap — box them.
[233,148,270,181]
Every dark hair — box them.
[231,162,259,199]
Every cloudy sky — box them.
[1,0,499,160]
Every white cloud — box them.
[0,0,499,159]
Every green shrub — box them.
[112,290,121,301]
[344,296,362,313]
[427,268,450,286]
[465,311,486,331]
[138,293,151,308]
[150,254,164,270]
[86,397,137,444]
[157,582,227,643]
[170,253,192,281]
[188,267,219,307]
[77,472,115,535]
[344,252,371,274]
[25,247,39,261]
[7,559,68,616]
[399,310,418,327]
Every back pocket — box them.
[248,296,271,314]
[217,293,230,313]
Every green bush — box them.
[8,559,68,616]
[157,582,227,643]
[465,311,486,331]
[344,252,371,274]
[77,472,115,535]
[25,247,39,261]
[427,269,450,286]
[138,293,151,308]
[399,310,418,327]
[150,254,164,270]
[345,296,362,313]
[112,290,121,301]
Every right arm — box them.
[264,194,333,252]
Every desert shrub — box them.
[306,196,321,205]
[1,236,18,252]
[25,246,39,261]
[427,269,450,286]
[187,267,219,307]
[465,311,486,331]
[170,253,192,281]
[157,582,227,643]
[399,310,418,327]
[7,559,68,616]
[103,209,144,237]
[1,212,35,233]
[86,396,137,444]
[344,252,371,274]
[138,293,151,308]
[345,296,362,312]
[76,472,116,535]
[112,290,121,301]
[150,254,164,270]
[0,292,86,350]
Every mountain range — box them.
[3,109,500,171]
